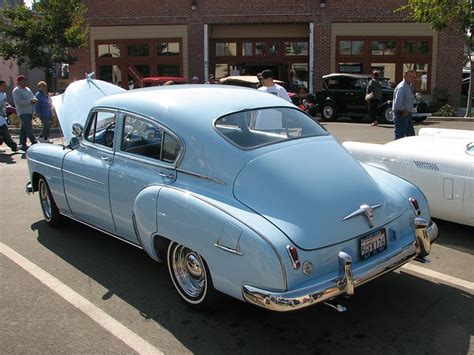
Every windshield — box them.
[215,107,328,149]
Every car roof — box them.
[219,75,284,85]
[322,73,370,80]
[96,85,294,133]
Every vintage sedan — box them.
[317,73,431,123]
[343,128,474,226]
[25,76,438,311]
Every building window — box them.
[98,65,122,85]
[371,41,396,55]
[215,64,228,78]
[98,44,121,58]
[339,40,364,55]
[216,42,237,56]
[285,42,308,56]
[127,43,150,57]
[157,64,180,76]
[157,42,180,56]
[371,63,396,86]
[256,42,266,56]
[338,63,363,73]
[242,42,252,56]
[404,40,429,55]
[404,63,429,92]
[289,63,308,92]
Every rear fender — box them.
[155,187,286,300]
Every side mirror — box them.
[72,123,84,138]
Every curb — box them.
[426,116,474,122]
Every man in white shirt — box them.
[258,69,291,102]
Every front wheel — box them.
[167,241,219,309]
[38,177,63,227]
[380,106,394,123]
[320,102,337,121]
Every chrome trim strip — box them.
[214,238,243,256]
[242,221,438,312]
[27,158,62,172]
[60,212,143,250]
[176,168,227,185]
[62,169,106,186]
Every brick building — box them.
[70,0,464,105]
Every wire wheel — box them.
[38,179,52,221]
[168,242,208,304]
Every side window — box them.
[84,111,116,148]
[121,116,162,160]
[161,132,180,163]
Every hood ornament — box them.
[343,204,382,228]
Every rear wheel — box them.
[38,178,63,227]
[167,241,219,309]
[381,106,393,123]
[320,102,337,121]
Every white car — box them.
[343,128,474,226]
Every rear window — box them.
[215,107,328,149]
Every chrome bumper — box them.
[25,181,33,195]
[242,220,438,312]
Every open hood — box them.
[52,77,125,144]
[234,139,405,250]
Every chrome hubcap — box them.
[385,108,393,122]
[39,180,52,220]
[171,244,206,299]
[323,106,333,119]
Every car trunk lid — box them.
[233,138,403,250]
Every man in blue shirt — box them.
[392,70,416,140]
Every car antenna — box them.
[84,72,108,96]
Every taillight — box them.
[409,197,421,216]
[287,245,301,269]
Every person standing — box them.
[0,80,18,152]
[392,70,416,140]
[258,69,292,102]
[12,75,37,149]
[34,81,53,143]
[366,71,383,126]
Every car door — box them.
[62,110,117,232]
[108,113,182,242]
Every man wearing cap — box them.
[258,69,291,103]
[12,75,38,149]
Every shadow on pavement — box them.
[30,218,474,354]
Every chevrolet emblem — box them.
[342,204,382,228]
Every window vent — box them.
[413,160,439,171]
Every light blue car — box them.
[26,76,438,312]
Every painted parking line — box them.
[0,243,164,355]
[402,263,474,293]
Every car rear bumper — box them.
[242,220,438,312]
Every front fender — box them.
[155,187,287,301]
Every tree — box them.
[0,0,88,89]
[395,0,474,117]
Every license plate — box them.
[360,229,387,259]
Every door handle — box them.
[159,172,175,179]
[101,156,112,163]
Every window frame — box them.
[118,112,183,166]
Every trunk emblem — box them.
[343,204,382,228]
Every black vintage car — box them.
[316,73,430,123]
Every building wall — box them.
[71,0,464,105]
